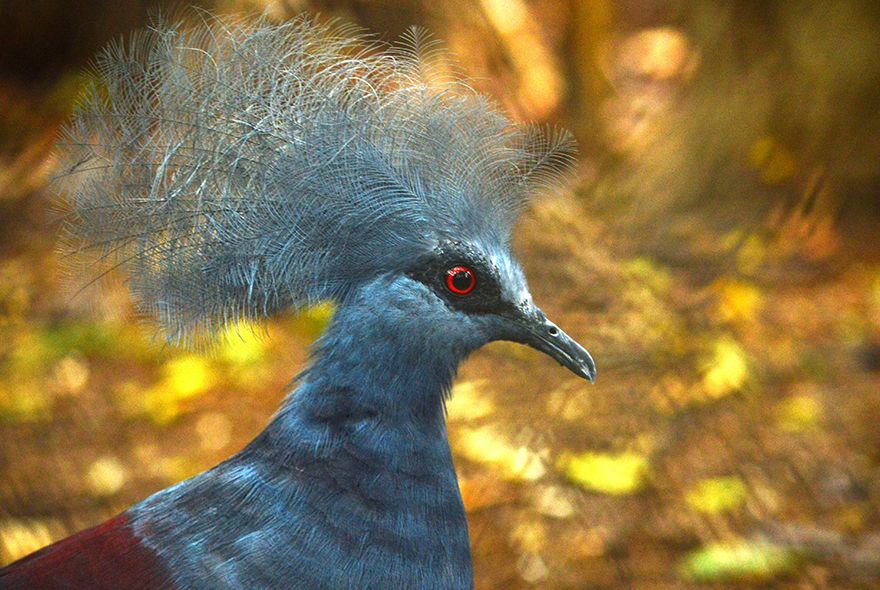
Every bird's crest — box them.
[59,14,576,344]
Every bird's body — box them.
[0,14,594,589]
[3,281,474,589]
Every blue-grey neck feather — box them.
[59,14,575,345]
[131,278,478,589]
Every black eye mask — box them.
[405,243,514,316]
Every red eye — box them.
[446,266,475,295]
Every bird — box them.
[0,14,595,590]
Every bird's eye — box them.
[446,265,476,295]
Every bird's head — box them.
[397,241,595,381]
[60,16,594,382]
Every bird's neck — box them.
[239,297,474,579]
[281,297,468,432]
[133,292,476,588]
[256,293,478,477]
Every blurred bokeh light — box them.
[1,0,879,588]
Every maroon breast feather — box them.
[0,513,174,590]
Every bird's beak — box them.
[502,306,596,382]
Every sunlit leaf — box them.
[85,456,127,497]
[217,323,268,366]
[510,520,547,553]
[141,356,216,425]
[50,356,90,396]
[559,451,649,495]
[0,519,61,564]
[159,355,214,399]
[624,257,672,293]
[748,136,798,184]
[701,338,748,398]
[680,540,800,582]
[516,552,550,584]
[292,302,336,340]
[0,382,52,423]
[446,380,494,422]
[455,426,546,481]
[712,280,763,324]
[776,394,823,433]
[736,235,766,275]
[532,484,576,518]
[686,477,748,514]
[617,28,692,80]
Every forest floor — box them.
[1,175,879,589]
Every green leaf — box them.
[680,540,800,582]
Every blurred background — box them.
[1,0,880,588]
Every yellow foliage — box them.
[516,553,550,585]
[306,301,336,322]
[51,356,90,396]
[776,394,822,433]
[142,355,216,424]
[568,527,607,558]
[446,380,494,422]
[85,456,127,497]
[869,268,880,325]
[624,257,672,293]
[160,356,214,399]
[559,451,649,495]
[477,0,563,119]
[545,388,586,421]
[7,329,49,376]
[0,519,60,564]
[0,381,52,423]
[686,477,748,514]
[736,235,766,275]
[713,280,763,324]
[748,136,798,184]
[701,338,749,398]
[0,261,30,325]
[155,455,202,483]
[217,323,267,366]
[454,426,546,481]
[292,301,337,339]
[871,269,880,307]
[532,485,576,519]
[619,28,692,80]
[648,376,689,413]
[480,0,528,35]
[510,520,547,553]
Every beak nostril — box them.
[516,308,594,382]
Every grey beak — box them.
[504,306,596,382]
